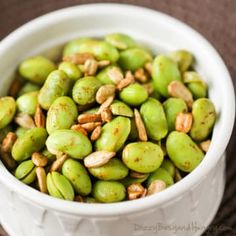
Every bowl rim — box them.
[0,3,235,216]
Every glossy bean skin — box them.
[46,129,92,159]
[119,83,148,106]
[47,172,74,200]
[19,56,56,85]
[17,82,40,97]
[38,70,71,110]
[147,167,174,187]
[152,55,181,97]
[46,96,78,134]
[105,33,137,50]
[15,160,36,184]
[183,72,207,99]
[12,128,48,161]
[62,159,92,196]
[140,98,168,140]
[63,38,119,62]
[122,142,164,173]
[170,50,193,72]
[0,97,16,129]
[160,159,175,178]
[118,48,152,72]
[190,98,216,141]
[163,98,188,131]
[88,158,129,180]
[92,180,126,203]
[58,61,82,81]
[96,66,122,85]
[110,100,133,117]
[166,131,204,172]
[16,91,39,115]
[95,116,131,152]
[72,76,102,105]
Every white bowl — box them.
[0,4,235,236]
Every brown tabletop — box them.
[0,0,235,235]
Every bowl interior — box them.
[0,4,234,216]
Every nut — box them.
[96,84,116,104]
[134,109,148,141]
[147,180,166,195]
[78,113,102,124]
[8,78,22,97]
[32,152,48,167]
[97,95,114,114]
[175,112,193,133]
[130,171,148,179]
[15,112,36,129]
[84,58,98,76]
[0,148,17,170]
[81,122,102,132]
[199,139,211,152]
[144,62,152,75]
[97,60,110,68]
[168,81,193,108]
[134,68,148,83]
[117,71,135,90]
[71,124,88,136]
[174,168,182,182]
[63,53,94,65]
[50,154,68,172]
[101,107,112,123]
[127,183,146,200]
[142,82,154,95]
[1,132,17,153]
[107,67,123,84]
[90,125,102,141]
[36,167,47,193]
[84,151,116,168]
[74,195,85,202]
[34,105,46,128]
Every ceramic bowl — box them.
[0,4,235,236]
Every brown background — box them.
[0,0,235,235]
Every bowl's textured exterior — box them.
[0,4,234,236]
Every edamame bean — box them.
[118,48,152,71]
[190,98,216,141]
[72,76,102,105]
[88,158,129,180]
[17,82,40,97]
[19,56,56,85]
[16,91,39,115]
[122,142,164,173]
[15,160,36,185]
[58,61,82,81]
[12,128,47,161]
[38,70,71,110]
[163,98,188,131]
[183,72,207,99]
[105,33,137,50]
[92,180,126,203]
[119,83,148,106]
[46,129,92,159]
[0,97,16,129]
[140,98,168,140]
[152,55,181,97]
[166,131,204,172]
[95,116,131,152]
[47,172,74,200]
[46,96,78,134]
[160,159,175,178]
[62,159,92,196]
[170,50,193,72]
[110,100,133,117]
[147,167,174,187]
